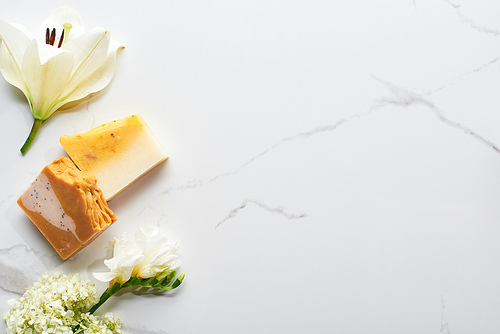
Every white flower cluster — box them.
[78,313,122,334]
[2,273,122,334]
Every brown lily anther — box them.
[45,27,64,48]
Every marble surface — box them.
[1,0,500,333]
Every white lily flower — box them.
[0,6,124,154]
[93,227,181,285]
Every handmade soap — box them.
[60,114,168,201]
[18,157,117,260]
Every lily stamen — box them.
[49,28,55,45]
[57,29,64,48]
[45,27,64,48]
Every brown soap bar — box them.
[18,157,117,260]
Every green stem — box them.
[89,282,123,314]
[20,118,42,155]
[88,273,185,314]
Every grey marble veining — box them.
[373,77,500,153]
[215,198,308,229]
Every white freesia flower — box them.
[93,227,181,285]
[0,6,124,154]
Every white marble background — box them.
[1,0,500,333]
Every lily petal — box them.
[21,40,73,120]
[35,6,85,43]
[70,39,124,99]
[0,20,31,95]
[37,39,67,65]
[64,27,109,78]
[58,28,122,106]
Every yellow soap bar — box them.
[18,157,117,260]
[60,114,168,201]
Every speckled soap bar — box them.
[17,157,117,260]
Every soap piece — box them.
[60,114,168,201]
[18,157,117,260]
